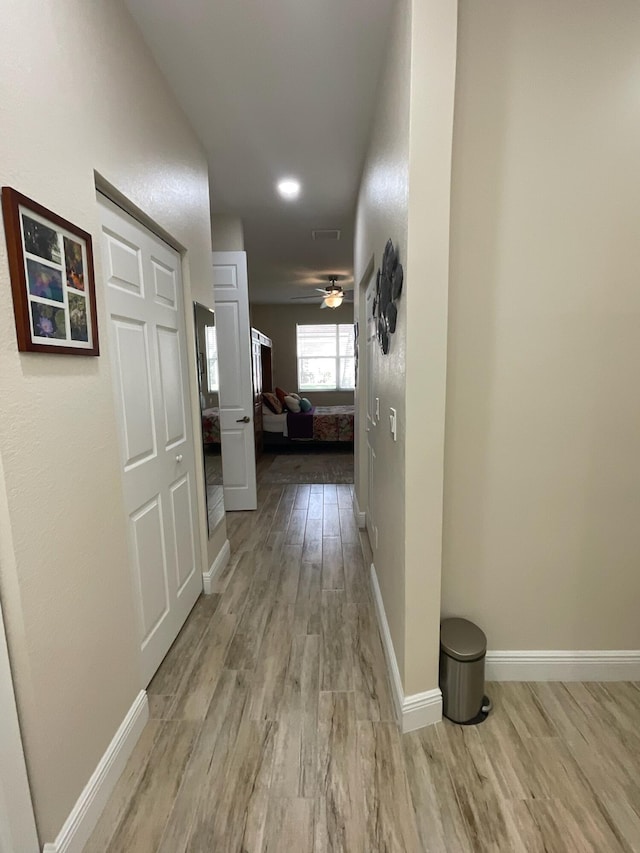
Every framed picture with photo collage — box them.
[2,187,99,355]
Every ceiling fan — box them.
[290,276,354,309]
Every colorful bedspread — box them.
[313,405,354,442]
[202,407,220,444]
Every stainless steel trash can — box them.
[440,618,489,724]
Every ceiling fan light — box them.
[323,293,344,309]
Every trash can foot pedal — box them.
[446,694,492,726]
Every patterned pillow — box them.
[262,392,283,414]
[275,386,289,407]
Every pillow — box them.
[275,387,289,407]
[262,391,283,414]
[284,395,301,413]
[290,393,301,400]
[299,397,312,413]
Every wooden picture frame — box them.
[2,187,99,355]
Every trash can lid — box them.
[440,618,487,662]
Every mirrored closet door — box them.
[193,302,225,535]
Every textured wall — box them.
[402,0,457,695]
[354,0,411,683]
[0,0,220,842]
[443,0,640,651]
[355,0,457,697]
[211,214,245,251]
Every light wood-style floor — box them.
[87,483,640,852]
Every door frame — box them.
[0,592,39,852]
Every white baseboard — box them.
[369,563,403,721]
[352,493,366,529]
[43,690,148,853]
[369,563,442,733]
[402,689,443,732]
[202,538,230,594]
[486,650,640,682]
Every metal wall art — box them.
[372,238,403,354]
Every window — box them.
[205,325,219,393]
[297,324,355,391]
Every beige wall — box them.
[354,0,411,683]
[354,0,457,696]
[250,303,355,407]
[0,0,222,843]
[443,0,640,650]
[403,0,457,694]
[211,214,245,251]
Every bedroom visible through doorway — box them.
[249,310,355,488]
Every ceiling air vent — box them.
[311,229,341,241]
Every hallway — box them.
[86,481,416,851]
[86,482,640,852]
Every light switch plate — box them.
[375,397,380,421]
[389,407,397,441]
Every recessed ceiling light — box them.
[277,178,301,200]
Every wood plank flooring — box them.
[87,482,640,852]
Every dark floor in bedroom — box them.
[257,449,354,485]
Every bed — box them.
[262,404,354,445]
[201,407,220,445]
[263,409,289,436]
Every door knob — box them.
[176,454,183,462]
[236,416,250,423]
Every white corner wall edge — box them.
[42,690,149,853]
[202,539,231,594]
[486,650,640,682]
[352,493,366,528]
[369,563,441,733]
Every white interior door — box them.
[365,274,377,544]
[100,196,202,686]
[212,251,257,511]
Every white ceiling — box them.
[124,0,395,303]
